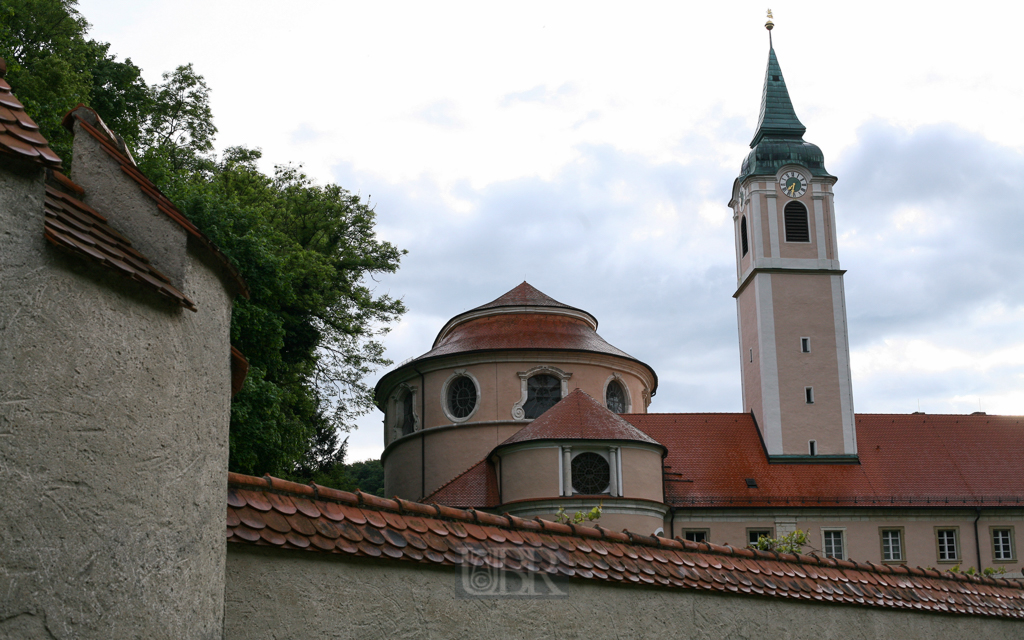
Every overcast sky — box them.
[79,1,1024,460]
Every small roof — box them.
[44,178,197,310]
[0,58,62,168]
[499,389,662,448]
[425,458,498,507]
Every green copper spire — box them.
[750,47,806,147]
[737,38,832,182]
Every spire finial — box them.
[765,9,774,47]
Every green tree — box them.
[0,0,149,161]
[2,0,406,483]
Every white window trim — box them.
[560,445,621,497]
[880,527,905,563]
[388,382,419,443]
[821,527,847,560]
[439,369,481,424]
[603,372,632,413]
[512,365,572,421]
[800,337,811,353]
[991,526,1016,563]
[935,527,961,563]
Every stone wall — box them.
[0,153,233,639]
[225,545,1023,640]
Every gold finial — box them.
[765,8,774,31]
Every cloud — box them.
[290,123,327,144]
[500,83,576,107]
[414,101,463,128]
[341,120,1024,458]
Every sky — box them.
[78,0,1024,461]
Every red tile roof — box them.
[44,177,197,310]
[470,281,596,323]
[226,472,1024,618]
[0,58,62,168]
[627,413,1024,508]
[61,106,249,299]
[376,283,658,402]
[425,457,499,507]
[500,389,662,447]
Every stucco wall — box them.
[0,158,233,638]
[225,545,1023,640]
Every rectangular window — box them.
[822,529,845,560]
[801,337,810,353]
[881,529,904,562]
[683,530,708,543]
[808,440,817,456]
[748,529,772,546]
[992,528,1015,562]
[937,528,959,562]
[805,387,814,404]
[749,348,753,363]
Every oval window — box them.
[447,376,477,419]
[606,380,627,413]
[571,452,610,495]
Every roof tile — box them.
[500,389,661,447]
[0,60,61,168]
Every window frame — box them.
[935,527,961,563]
[821,528,846,560]
[800,337,811,353]
[603,373,632,414]
[805,387,814,404]
[740,215,749,256]
[879,527,905,564]
[512,365,571,421]
[440,369,481,424]
[808,440,817,456]
[991,526,1016,563]
[683,529,710,544]
[747,528,773,547]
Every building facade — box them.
[375,40,1024,572]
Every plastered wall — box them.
[0,156,233,639]
[225,545,1024,640]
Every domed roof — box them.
[498,389,662,448]
[375,283,658,399]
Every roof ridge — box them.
[226,472,1024,593]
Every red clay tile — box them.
[339,505,367,525]
[284,532,310,548]
[357,491,399,512]
[284,513,316,536]
[360,525,387,546]
[404,532,428,550]
[227,488,245,509]
[266,493,297,515]
[335,522,364,543]
[313,484,359,505]
[233,525,260,542]
[0,65,61,168]
[290,497,321,519]
[260,509,292,534]
[315,500,344,522]
[311,519,340,540]
[260,528,286,545]
[357,541,382,557]
[238,489,272,512]
[381,511,407,530]
[444,521,468,538]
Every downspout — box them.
[413,365,426,500]
[670,507,676,540]
[974,507,983,572]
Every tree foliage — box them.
[2,0,404,484]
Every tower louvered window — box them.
[784,201,809,242]
[740,216,749,256]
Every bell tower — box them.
[728,16,857,459]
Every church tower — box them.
[728,20,856,458]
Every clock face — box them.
[780,171,807,198]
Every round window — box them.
[606,380,627,413]
[571,452,610,495]
[447,376,477,419]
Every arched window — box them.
[446,375,477,419]
[571,452,610,494]
[524,374,561,419]
[606,380,627,413]
[784,201,810,242]
[401,391,416,436]
[740,215,749,256]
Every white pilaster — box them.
[755,273,783,453]
[562,446,572,496]
[751,184,764,261]
[831,275,857,454]
[608,447,619,497]
[813,195,827,260]
[766,193,780,258]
